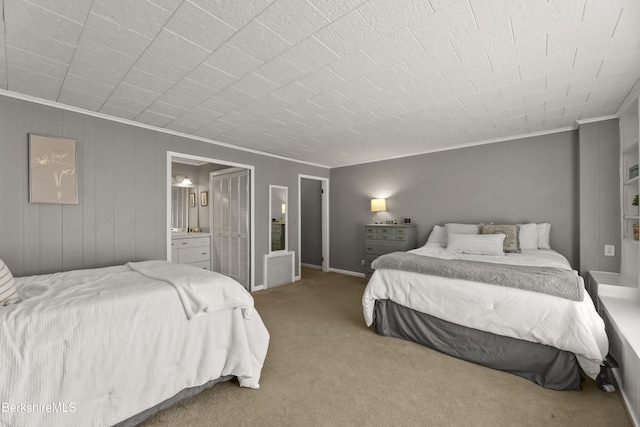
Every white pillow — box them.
[444,223,480,245]
[425,225,446,247]
[537,223,551,249]
[446,233,506,256]
[0,259,19,306]
[518,223,539,250]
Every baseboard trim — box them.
[301,263,322,270]
[329,268,366,278]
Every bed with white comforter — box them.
[0,260,269,427]
[363,244,608,383]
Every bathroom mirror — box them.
[269,185,287,252]
[171,186,189,232]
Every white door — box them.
[212,170,250,288]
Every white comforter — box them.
[0,261,270,427]
[363,245,608,379]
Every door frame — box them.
[167,151,256,290]
[297,174,329,275]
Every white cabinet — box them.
[171,234,211,270]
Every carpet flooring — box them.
[140,268,631,427]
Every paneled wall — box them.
[0,95,329,286]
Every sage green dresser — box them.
[364,224,417,279]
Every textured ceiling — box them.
[1,0,639,167]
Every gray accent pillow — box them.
[480,224,521,253]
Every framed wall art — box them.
[29,134,77,204]
[200,191,208,207]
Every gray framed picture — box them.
[29,134,77,204]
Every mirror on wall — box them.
[171,186,189,232]
[270,185,287,252]
[171,165,200,233]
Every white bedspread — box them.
[0,262,270,427]
[362,246,608,379]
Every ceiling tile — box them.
[122,68,175,94]
[7,65,62,100]
[254,56,307,87]
[25,0,93,24]
[91,0,171,39]
[228,20,292,62]
[157,78,218,110]
[5,46,68,80]
[62,73,115,99]
[98,104,139,120]
[204,43,263,80]
[279,36,339,74]
[257,0,330,44]
[313,9,380,58]
[190,0,274,30]
[68,38,137,86]
[358,0,434,37]
[165,2,236,52]
[5,1,84,46]
[271,81,318,105]
[82,12,152,58]
[231,72,281,98]
[136,110,176,127]
[58,86,106,111]
[185,63,237,92]
[306,0,367,21]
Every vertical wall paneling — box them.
[113,123,136,265]
[22,102,42,275]
[61,111,86,272]
[95,119,115,267]
[0,97,25,274]
[135,128,157,261]
[81,115,97,267]
[0,95,329,283]
[38,105,64,274]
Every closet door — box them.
[212,170,250,289]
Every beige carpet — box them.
[140,268,631,427]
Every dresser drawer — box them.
[187,260,210,270]
[179,246,210,264]
[375,232,396,241]
[172,236,209,249]
[365,240,405,255]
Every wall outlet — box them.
[604,245,615,257]
[361,259,366,266]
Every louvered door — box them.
[212,170,249,289]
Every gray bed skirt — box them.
[374,299,581,390]
[113,375,235,427]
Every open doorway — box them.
[167,152,255,291]
[298,175,329,277]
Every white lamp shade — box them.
[281,203,286,214]
[371,198,386,212]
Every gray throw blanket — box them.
[371,252,584,301]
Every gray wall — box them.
[301,178,322,266]
[0,95,329,286]
[579,119,620,276]
[330,131,581,273]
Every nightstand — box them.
[364,224,417,279]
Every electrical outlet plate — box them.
[604,245,615,257]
